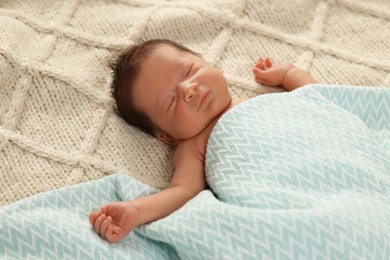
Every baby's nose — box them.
[184,82,199,102]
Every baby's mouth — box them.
[197,89,210,111]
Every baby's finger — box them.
[89,212,96,225]
[255,76,267,84]
[94,213,106,234]
[100,216,112,239]
[253,68,260,80]
[253,67,268,77]
[89,208,102,225]
[254,74,268,85]
[265,57,272,68]
[106,226,121,244]
[255,58,266,70]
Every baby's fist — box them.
[253,58,293,87]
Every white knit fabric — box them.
[1,0,389,205]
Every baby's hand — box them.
[89,201,140,243]
[253,57,293,86]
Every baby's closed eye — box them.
[185,63,195,78]
[166,96,176,115]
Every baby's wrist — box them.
[128,201,141,226]
[281,63,295,87]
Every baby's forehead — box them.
[155,43,199,58]
[145,45,194,68]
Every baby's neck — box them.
[221,97,247,115]
[176,97,248,146]
[230,97,247,108]
[211,97,247,126]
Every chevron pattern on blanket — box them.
[0,86,389,259]
[1,0,390,206]
[202,85,389,259]
[0,174,179,259]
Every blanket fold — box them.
[1,85,389,259]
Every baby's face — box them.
[132,44,232,143]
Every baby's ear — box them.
[156,132,180,146]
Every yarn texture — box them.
[1,0,390,205]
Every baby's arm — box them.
[253,57,317,91]
[89,141,205,243]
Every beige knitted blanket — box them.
[1,0,389,205]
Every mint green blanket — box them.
[1,85,389,259]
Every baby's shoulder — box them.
[174,126,210,166]
[172,136,207,171]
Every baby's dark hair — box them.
[111,39,200,136]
